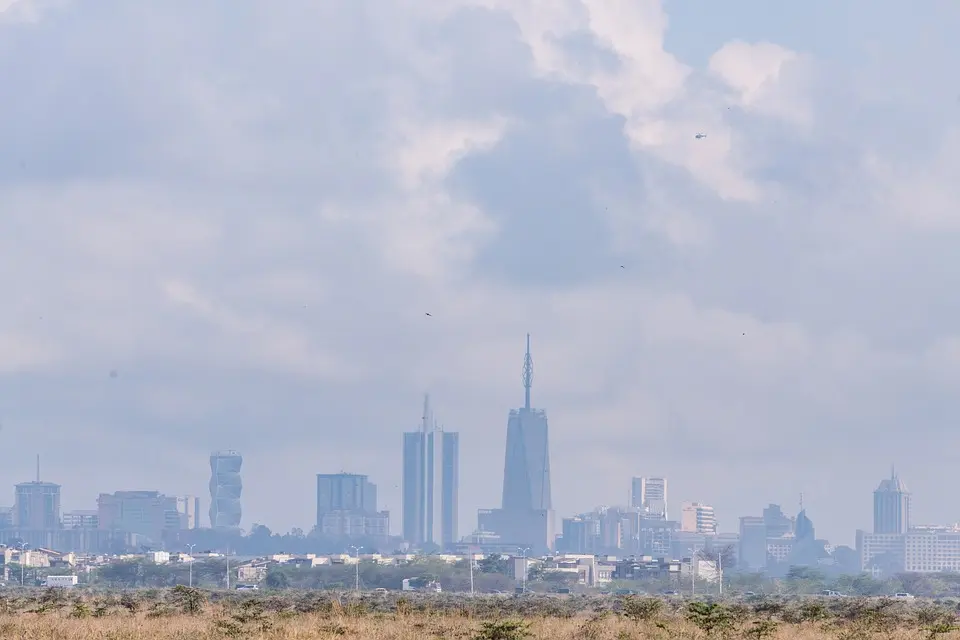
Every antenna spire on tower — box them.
[422,394,430,434]
[522,333,533,410]
[36,454,40,483]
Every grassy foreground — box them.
[0,587,956,639]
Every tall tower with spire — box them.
[873,466,910,534]
[501,333,552,512]
[476,334,555,553]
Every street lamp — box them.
[186,544,196,587]
[469,554,475,596]
[518,548,530,594]
[349,546,363,594]
[16,543,28,586]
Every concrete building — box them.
[317,511,390,538]
[857,530,905,575]
[763,504,794,537]
[738,516,767,570]
[401,396,459,548]
[177,496,201,529]
[477,335,555,554]
[209,451,242,530]
[630,477,667,519]
[874,468,910,534]
[680,503,716,534]
[315,473,389,540]
[15,481,61,530]
[62,510,98,529]
[316,474,378,516]
[97,491,182,544]
[903,525,960,573]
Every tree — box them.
[697,545,736,572]
[265,569,290,589]
[478,555,510,575]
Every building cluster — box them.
[0,452,240,553]
[856,470,960,575]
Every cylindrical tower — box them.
[209,450,242,529]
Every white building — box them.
[631,477,667,519]
[681,503,717,534]
[903,525,960,573]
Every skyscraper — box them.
[316,473,378,516]
[14,456,60,530]
[680,502,716,534]
[402,396,459,547]
[315,473,390,539]
[98,491,183,542]
[501,335,551,512]
[874,467,910,534]
[477,334,555,553]
[209,450,242,529]
[630,477,668,519]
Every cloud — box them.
[0,0,957,543]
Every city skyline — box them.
[0,0,958,547]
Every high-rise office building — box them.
[209,451,242,529]
[630,477,668,519]
[315,473,389,539]
[98,491,183,543]
[316,473,378,516]
[874,467,910,534]
[177,496,201,529]
[739,516,767,570]
[401,396,459,548]
[15,482,61,530]
[477,334,555,553]
[15,458,60,530]
[680,502,716,534]
[763,503,793,538]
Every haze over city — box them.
[1,0,959,548]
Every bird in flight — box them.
[425,312,432,317]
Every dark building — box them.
[738,516,767,570]
[316,473,378,516]
[477,334,555,554]
[315,473,389,540]
[873,468,910,534]
[209,451,242,529]
[763,504,793,537]
[612,556,683,583]
[14,481,60,531]
[401,396,459,548]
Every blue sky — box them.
[0,0,958,546]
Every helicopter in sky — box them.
[695,132,707,139]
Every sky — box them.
[0,0,958,547]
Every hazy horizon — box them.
[1,0,958,548]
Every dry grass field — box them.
[0,587,955,639]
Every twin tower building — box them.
[402,335,555,553]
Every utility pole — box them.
[718,551,723,597]
[349,546,363,594]
[469,555,475,596]
[17,543,28,586]
[690,546,699,597]
[226,553,230,590]
[518,548,530,594]
[186,544,196,587]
